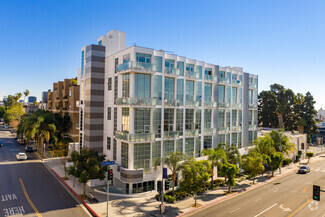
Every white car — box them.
[16,153,27,160]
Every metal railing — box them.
[218,102,230,108]
[116,98,157,106]
[219,77,230,84]
[184,129,199,137]
[204,128,217,135]
[205,74,217,82]
[164,131,180,139]
[115,131,156,142]
[204,101,217,108]
[116,62,157,73]
[218,127,229,134]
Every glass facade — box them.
[176,109,183,136]
[164,78,175,100]
[205,83,212,102]
[152,141,161,166]
[177,61,184,76]
[185,109,194,130]
[134,108,150,133]
[134,74,151,99]
[122,108,129,132]
[176,139,183,152]
[204,109,212,128]
[219,86,225,103]
[153,75,162,102]
[121,142,128,168]
[153,56,162,72]
[196,82,202,102]
[164,140,175,157]
[204,136,212,149]
[134,143,151,171]
[122,74,130,98]
[153,109,161,138]
[164,109,174,132]
[185,138,194,157]
[186,80,194,101]
[195,137,201,157]
[196,110,201,133]
[176,79,184,105]
[197,65,202,79]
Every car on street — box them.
[25,146,33,152]
[298,166,310,174]
[0,140,2,147]
[16,153,27,160]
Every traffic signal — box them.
[163,168,168,179]
[298,151,302,157]
[108,169,113,180]
[313,185,320,201]
[165,180,170,191]
[157,181,162,192]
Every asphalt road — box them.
[188,155,325,217]
[0,128,90,217]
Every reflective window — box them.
[134,143,150,170]
[186,80,194,101]
[136,53,151,63]
[196,110,201,133]
[204,109,212,128]
[153,56,162,72]
[152,141,161,166]
[153,109,162,138]
[185,109,194,130]
[165,59,175,68]
[153,75,162,102]
[185,138,194,157]
[122,74,130,98]
[195,137,201,157]
[176,139,183,153]
[232,87,237,103]
[164,140,175,157]
[196,82,202,102]
[164,78,175,100]
[164,109,174,132]
[134,108,150,134]
[121,142,128,168]
[204,136,212,149]
[123,54,130,63]
[134,74,151,98]
[197,66,202,79]
[176,79,184,106]
[218,86,225,103]
[122,108,129,133]
[205,83,212,102]
[218,110,225,128]
[176,109,183,136]
[177,61,184,76]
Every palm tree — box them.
[165,151,184,196]
[23,90,30,103]
[217,143,242,167]
[269,130,295,155]
[202,148,226,187]
[276,104,286,129]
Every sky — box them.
[0,0,325,109]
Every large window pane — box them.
[153,56,162,72]
[205,83,212,102]
[121,142,128,168]
[177,61,184,76]
[185,138,194,157]
[176,109,183,136]
[134,108,150,133]
[164,109,174,132]
[122,74,130,98]
[164,140,175,157]
[122,108,129,132]
[186,80,194,101]
[134,143,151,171]
[176,79,184,105]
[134,74,151,99]
[164,78,175,100]
[196,82,202,102]
[153,109,162,138]
[153,75,162,102]
[136,53,151,63]
[185,109,194,130]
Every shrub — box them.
[282,158,292,166]
[155,193,176,203]
[306,152,314,158]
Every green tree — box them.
[67,150,106,196]
[181,158,211,206]
[269,130,295,155]
[242,152,264,184]
[258,90,278,128]
[23,90,30,103]
[294,93,305,134]
[164,151,184,196]
[202,148,226,187]
[0,106,6,119]
[306,152,314,164]
[4,103,24,124]
[217,143,241,166]
[220,162,239,193]
[270,152,284,177]
[302,92,318,143]
[71,79,77,86]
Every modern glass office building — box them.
[78,30,258,194]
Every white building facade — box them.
[78,30,258,194]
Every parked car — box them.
[16,153,27,161]
[298,166,310,174]
[0,140,2,147]
[25,147,33,152]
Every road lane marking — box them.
[315,169,320,171]
[19,178,42,217]
[279,204,291,211]
[3,206,25,216]
[254,203,278,217]
[230,208,240,213]
[1,194,17,201]
[288,199,311,217]
[254,197,261,202]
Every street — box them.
[0,128,90,217]
[188,155,325,217]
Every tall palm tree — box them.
[23,89,30,103]
[164,151,184,195]
[202,148,226,187]
[217,143,242,167]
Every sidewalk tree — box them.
[202,147,226,187]
[3,103,24,127]
[270,152,284,177]
[67,150,106,197]
[306,152,314,163]
[269,130,295,155]
[220,162,239,193]
[217,143,241,167]
[0,106,5,118]
[180,158,211,206]
[164,151,184,196]
[242,152,264,184]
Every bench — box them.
[88,192,98,203]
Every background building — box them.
[28,96,37,104]
[78,30,258,194]
[47,78,80,142]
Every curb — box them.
[50,169,99,217]
[177,155,325,217]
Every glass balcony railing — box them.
[218,127,229,134]
[204,128,216,135]
[186,100,199,107]
[205,74,217,82]
[116,98,158,106]
[249,83,257,89]
[218,102,230,108]
[232,102,242,108]
[219,77,230,85]
[164,131,180,139]
[232,80,242,86]
[115,131,155,142]
[204,101,217,108]
[116,62,157,73]
[164,98,181,107]
[164,67,180,76]
[249,103,257,109]
[184,129,199,137]
[232,126,242,132]
[249,125,257,131]
[186,71,200,79]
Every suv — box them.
[16,153,27,161]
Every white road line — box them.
[230,208,241,213]
[315,169,320,171]
[254,203,278,217]
[255,197,261,202]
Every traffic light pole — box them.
[161,145,164,214]
[106,166,110,217]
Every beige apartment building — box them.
[47,78,80,142]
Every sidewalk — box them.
[42,153,325,217]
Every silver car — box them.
[298,166,310,174]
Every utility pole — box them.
[161,143,165,214]
[106,166,110,217]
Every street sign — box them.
[102,161,115,166]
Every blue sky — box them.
[1,0,324,109]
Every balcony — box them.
[218,102,230,108]
[218,127,229,134]
[204,101,217,108]
[249,83,257,89]
[232,80,242,86]
[116,98,158,106]
[249,103,257,109]
[232,102,242,108]
[231,126,242,132]
[205,74,217,82]
[116,62,157,73]
[164,99,181,107]
[115,131,155,142]
[184,129,199,137]
[185,100,199,107]
[219,77,230,85]
[204,128,216,135]
[249,125,257,131]
[164,67,180,76]
[186,71,200,79]
[164,131,180,139]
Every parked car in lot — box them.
[16,153,27,160]
[25,146,33,152]
[298,166,310,174]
